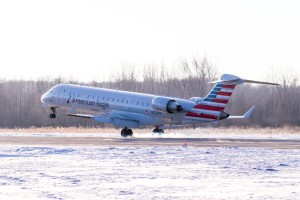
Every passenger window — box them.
[102,97,105,100]
[147,103,150,107]
[107,97,110,101]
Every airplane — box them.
[41,74,279,137]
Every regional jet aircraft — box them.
[41,74,278,137]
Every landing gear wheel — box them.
[49,107,56,119]
[121,129,126,137]
[158,129,164,134]
[121,128,133,137]
[153,127,164,134]
[49,113,56,119]
[126,129,133,137]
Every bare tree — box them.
[0,60,299,128]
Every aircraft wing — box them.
[67,113,93,119]
[66,102,114,123]
[67,113,114,123]
[66,104,139,128]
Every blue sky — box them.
[0,0,299,82]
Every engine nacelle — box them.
[152,96,183,113]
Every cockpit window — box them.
[49,87,55,93]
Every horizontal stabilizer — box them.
[244,79,279,86]
[210,74,279,86]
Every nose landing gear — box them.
[49,107,56,119]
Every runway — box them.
[1,136,300,149]
[1,135,300,199]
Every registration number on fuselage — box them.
[146,110,162,116]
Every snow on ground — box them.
[0,142,300,199]
[2,130,300,140]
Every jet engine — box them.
[152,96,183,113]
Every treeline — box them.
[0,58,299,128]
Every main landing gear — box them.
[120,126,164,137]
[153,126,164,134]
[121,127,133,137]
[49,107,56,119]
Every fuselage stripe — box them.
[186,112,218,120]
[194,104,224,111]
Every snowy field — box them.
[1,135,300,200]
[2,130,300,140]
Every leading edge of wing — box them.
[67,113,113,123]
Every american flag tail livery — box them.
[185,74,279,122]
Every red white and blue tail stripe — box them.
[183,74,278,123]
[203,83,236,109]
[184,84,235,122]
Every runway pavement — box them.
[1,136,300,149]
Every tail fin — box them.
[202,74,240,111]
[186,74,278,122]
[204,83,236,104]
[201,74,279,111]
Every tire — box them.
[158,129,164,134]
[121,129,126,137]
[152,128,159,133]
[127,129,133,137]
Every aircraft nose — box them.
[41,93,47,103]
[41,92,51,104]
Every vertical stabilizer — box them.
[185,74,278,122]
[204,83,236,105]
[200,74,278,111]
